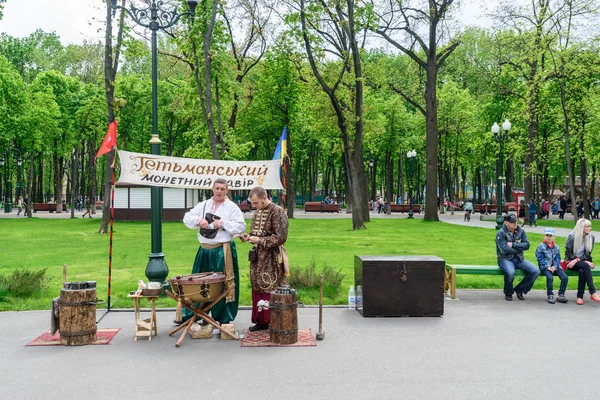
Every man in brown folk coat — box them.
[241,186,288,331]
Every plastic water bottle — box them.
[356,285,363,309]
[348,285,356,310]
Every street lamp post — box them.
[407,150,417,219]
[111,0,197,283]
[491,119,511,230]
[0,156,10,213]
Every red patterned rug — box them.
[240,328,317,347]
[26,328,121,347]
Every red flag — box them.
[95,121,118,163]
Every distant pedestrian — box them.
[518,199,526,226]
[82,197,92,218]
[559,196,567,219]
[528,199,537,227]
[16,196,23,216]
[593,198,600,220]
[542,200,550,219]
[23,194,29,216]
[577,201,584,219]
[464,199,474,222]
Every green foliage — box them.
[288,257,345,295]
[0,268,50,299]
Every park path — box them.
[1,205,587,238]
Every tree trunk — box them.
[424,50,440,221]
[204,0,220,159]
[53,154,63,213]
[100,0,124,233]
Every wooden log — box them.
[59,288,97,346]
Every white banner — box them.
[116,150,284,190]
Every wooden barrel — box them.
[269,291,298,344]
[58,288,97,346]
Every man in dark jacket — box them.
[559,196,568,219]
[496,214,540,301]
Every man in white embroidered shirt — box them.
[180,178,246,324]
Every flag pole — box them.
[107,159,115,311]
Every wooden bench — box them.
[237,203,253,213]
[33,203,67,213]
[304,202,338,213]
[389,204,421,214]
[474,204,509,214]
[444,264,600,299]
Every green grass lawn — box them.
[0,217,594,310]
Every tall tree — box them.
[293,0,371,229]
[102,0,126,233]
[373,0,460,221]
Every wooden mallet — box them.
[316,274,325,340]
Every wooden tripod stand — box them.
[165,285,237,347]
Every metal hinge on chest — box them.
[400,262,409,282]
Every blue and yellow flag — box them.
[272,127,287,163]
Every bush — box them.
[0,268,50,298]
[288,258,345,297]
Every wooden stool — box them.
[128,294,158,341]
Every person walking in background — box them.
[528,198,537,227]
[593,198,600,220]
[464,199,474,222]
[576,200,584,219]
[496,214,540,301]
[518,199,526,226]
[23,194,29,216]
[565,218,598,305]
[536,228,568,304]
[559,196,567,220]
[542,199,550,219]
[16,196,23,216]
[82,197,92,218]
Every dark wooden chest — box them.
[354,255,445,317]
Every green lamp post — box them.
[111,0,198,283]
[0,156,10,213]
[491,119,511,230]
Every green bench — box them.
[444,264,600,299]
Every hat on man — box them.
[503,214,517,223]
[544,228,555,236]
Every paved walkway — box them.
[2,290,599,399]
[0,208,596,398]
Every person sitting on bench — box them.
[565,218,599,305]
[535,228,568,304]
[496,214,540,301]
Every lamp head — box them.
[502,119,511,131]
[111,0,117,9]
[491,122,500,135]
[0,157,4,167]
[187,0,198,15]
[17,157,22,167]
